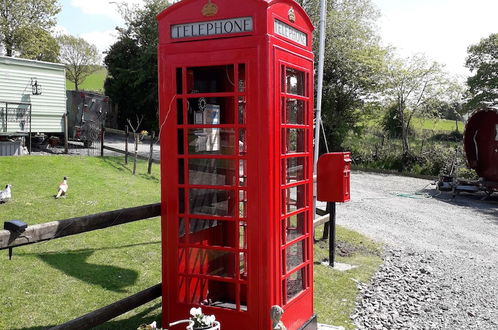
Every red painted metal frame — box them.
[158,1,314,329]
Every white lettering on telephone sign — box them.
[171,17,253,39]
[274,19,307,46]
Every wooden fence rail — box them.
[0,203,161,251]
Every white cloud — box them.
[80,29,119,55]
[53,24,69,36]
[70,0,144,22]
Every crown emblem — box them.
[288,7,296,23]
[202,0,218,17]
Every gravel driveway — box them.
[338,171,498,329]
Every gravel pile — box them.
[337,171,498,330]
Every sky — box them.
[56,0,498,78]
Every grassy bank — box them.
[66,67,107,93]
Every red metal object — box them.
[157,1,315,329]
[317,152,351,203]
[464,108,498,186]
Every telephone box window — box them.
[283,184,306,214]
[188,128,236,155]
[284,98,305,125]
[188,158,237,186]
[188,219,237,248]
[238,64,246,92]
[178,158,185,184]
[181,247,237,278]
[189,188,236,217]
[283,128,306,153]
[176,68,183,94]
[188,97,234,125]
[285,268,305,301]
[283,157,306,183]
[284,211,306,242]
[285,68,305,96]
[179,218,186,243]
[177,129,184,154]
[187,65,235,93]
[239,190,247,218]
[187,278,239,310]
[238,96,246,124]
[177,99,184,125]
[285,240,305,272]
[239,159,247,186]
[178,188,185,214]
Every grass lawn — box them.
[66,67,107,93]
[0,156,162,329]
[0,156,381,329]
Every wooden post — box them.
[133,133,138,175]
[125,125,129,164]
[148,131,155,174]
[64,113,69,154]
[100,123,105,157]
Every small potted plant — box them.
[189,307,220,330]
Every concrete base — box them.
[298,314,318,330]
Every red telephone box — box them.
[158,1,315,329]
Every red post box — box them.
[317,152,351,203]
[157,1,315,329]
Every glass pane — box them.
[185,247,236,278]
[239,190,247,218]
[176,68,183,94]
[187,65,235,93]
[239,159,246,186]
[178,129,184,154]
[189,219,236,248]
[238,96,246,124]
[189,278,237,310]
[238,64,246,92]
[178,158,185,184]
[239,221,247,249]
[286,212,306,242]
[283,157,306,184]
[283,185,306,214]
[285,99,305,125]
[286,68,305,96]
[286,268,305,301]
[240,252,246,276]
[177,99,184,125]
[179,188,185,213]
[188,128,235,155]
[188,158,236,186]
[286,240,305,271]
[239,129,246,154]
[283,128,306,154]
[189,188,235,217]
[188,97,234,125]
[179,218,186,244]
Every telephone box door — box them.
[160,48,258,328]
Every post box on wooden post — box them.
[157,1,316,329]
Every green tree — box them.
[0,0,60,57]
[465,33,498,109]
[17,26,59,62]
[57,34,100,91]
[296,0,388,151]
[383,54,450,158]
[104,0,169,131]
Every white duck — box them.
[0,184,12,203]
[55,177,68,199]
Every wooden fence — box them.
[2,203,330,329]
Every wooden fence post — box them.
[148,131,155,174]
[125,125,129,164]
[100,123,105,157]
[64,113,68,154]
[133,133,138,175]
